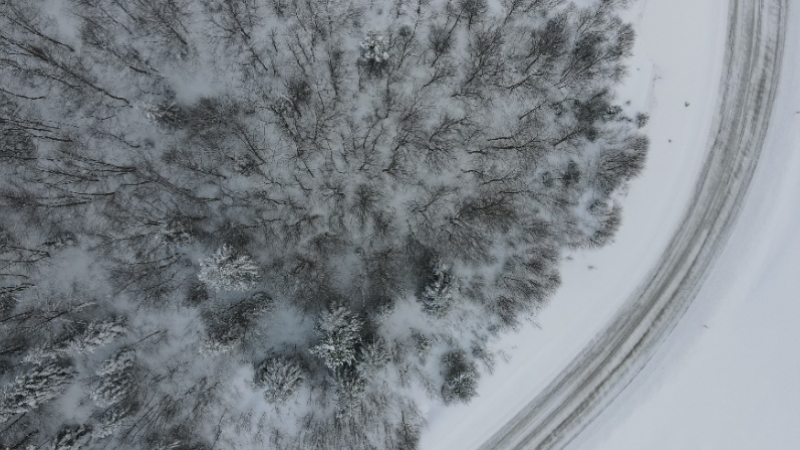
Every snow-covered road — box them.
[593,0,800,447]
[421,0,794,448]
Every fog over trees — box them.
[0,0,647,448]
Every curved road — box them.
[479,0,789,449]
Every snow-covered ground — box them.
[420,0,734,447]
[590,1,800,448]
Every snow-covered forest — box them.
[0,0,647,448]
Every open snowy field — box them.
[423,0,798,447]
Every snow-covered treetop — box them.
[24,317,126,364]
[360,30,390,66]
[0,360,76,424]
[198,245,258,292]
[309,305,363,370]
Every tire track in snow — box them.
[478,0,788,448]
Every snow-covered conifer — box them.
[201,292,273,355]
[636,112,650,128]
[309,305,363,370]
[23,347,57,365]
[410,329,433,359]
[156,221,192,248]
[91,403,132,440]
[134,101,177,123]
[419,261,454,317]
[152,440,207,450]
[0,360,76,423]
[440,350,478,405]
[333,366,367,415]
[41,232,77,251]
[198,245,258,292]
[52,424,92,450]
[457,0,488,28]
[0,127,35,160]
[96,348,134,378]
[359,31,390,73]
[67,317,127,354]
[394,409,422,450]
[357,338,389,377]
[90,349,135,408]
[254,356,304,403]
[24,317,125,364]
[199,338,237,356]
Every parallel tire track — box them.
[479,0,788,448]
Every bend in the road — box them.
[478,0,789,448]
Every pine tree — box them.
[201,292,274,355]
[309,305,363,370]
[333,365,367,416]
[0,360,76,423]
[419,261,454,317]
[198,245,258,292]
[52,424,92,450]
[359,30,390,74]
[254,356,304,403]
[440,350,478,405]
[91,403,132,440]
[66,317,127,354]
[134,100,178,123]
[90,349,135,408]
[357,338,389,377]
[393,409,421,450]
[199,338,238,356]
[25,317,127,364]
